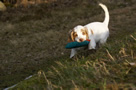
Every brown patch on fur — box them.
[68,30,77,42]
[91,29,94,35]
[81,28,89,39]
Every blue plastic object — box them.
[65,40,90,49]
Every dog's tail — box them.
[99,3,109,27]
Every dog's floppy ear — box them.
[84,27,89,39]
[68,29,74,42]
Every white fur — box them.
[70,3,110,58]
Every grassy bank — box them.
[0,0,136,89]
[12,33,136,89]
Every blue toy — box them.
[65,40,90,49]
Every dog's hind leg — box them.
[99,37,108,46]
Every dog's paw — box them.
[70,55,74,58]
[88,46,95,50]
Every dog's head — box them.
[68,25,89,42]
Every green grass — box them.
[0,0,136,89]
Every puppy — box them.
[68,3,110,58]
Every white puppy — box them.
[68,3,110,58]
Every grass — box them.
[11,33,136,89]
[0,0,136,89]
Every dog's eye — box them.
[82,32,86,35]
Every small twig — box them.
[126,68,131,75]
[72,80,78,89]
[106,49,115,61]
[38,70,53,90]
[130,35,136,41]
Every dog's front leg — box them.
[88,37,96,50]
[70,47,82,58]
[70,49,77,58]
